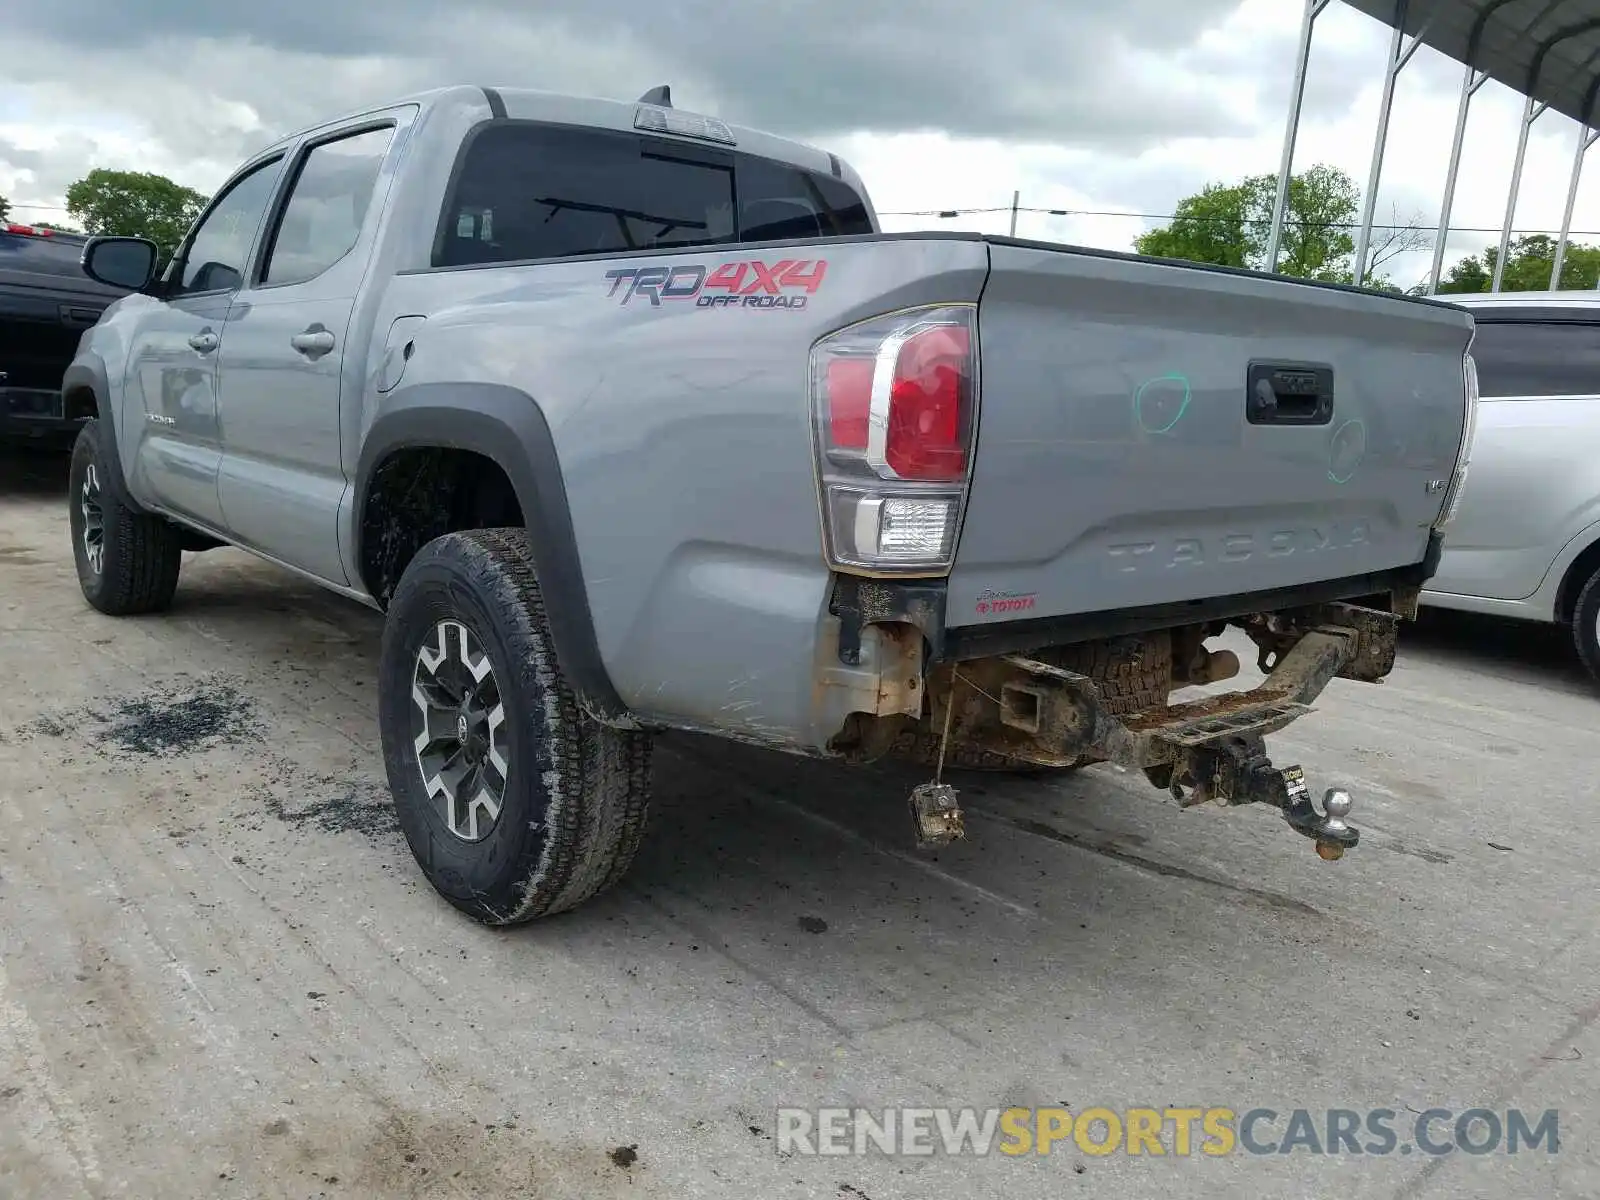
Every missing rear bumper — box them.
[916,602,1398,859]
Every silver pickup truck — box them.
[62,84,1478,925]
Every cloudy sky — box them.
[1,0,1596,291]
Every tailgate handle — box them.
[1247,362,1334,426]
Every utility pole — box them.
[1008,190,1020,237]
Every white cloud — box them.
[835,0,1600,291]
[3,0,1598,293]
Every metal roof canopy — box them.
[1265,0,1600,292]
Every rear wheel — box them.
[889,632,1173,773]
[1571,565,1600,686]
[67,419,183,615]
[378,527,653,925]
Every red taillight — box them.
[885,325,969,481]
[4,223,52,236]
[826,356,873,450]
[810,304,978,574]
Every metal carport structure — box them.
[1266,0,1600,291]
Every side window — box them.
[1470,320,1600,398]
[261,126,395,287]
[734,156,874,242]
[436,124,735,267]
[432,122,874,269]
[174,158,283,296]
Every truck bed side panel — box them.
[948,244,1474,627]
[373,236,989,748]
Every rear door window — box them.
[1469,319,1600,398]
[435,122,872,268]
[261,125,395,287]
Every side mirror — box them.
[190,261,241,293]
[81,236,160,291]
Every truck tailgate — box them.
[947,241,1474,627]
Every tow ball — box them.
[1275,766,1359,860]
[1166,750,1361,861]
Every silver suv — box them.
[1424,292,1600,684]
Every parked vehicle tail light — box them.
[811,304,978,573]
[4,223,54,237]
[1434,348,1480,530]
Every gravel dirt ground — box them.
[2,443,1598,1200]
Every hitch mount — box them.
[923,602,1397,860]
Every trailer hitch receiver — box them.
[1162,741,1361,860]
[1220,757,1360,859]
[917,602,1396,860]
[1280,771,1359,860]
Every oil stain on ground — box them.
[92,674,261,756]
[17,673,261,756]
[262,780,400,839]
[17,715,67,738]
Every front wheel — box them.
[1571,564,1600,686]
[378,528,653,925]
[67,419,183,615]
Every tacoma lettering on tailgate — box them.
[1107,522,1372,572]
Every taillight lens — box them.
[826,357,873,449]
[1435,348,1479,530]
[811,304,978,573]
[883,324,970,480]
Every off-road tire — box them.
[1571,564,1600,686]
[889,632,1173,774]
[378,527,653,925]
[67,418,183,615]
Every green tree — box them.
[1437,233,1600,293]
[0,192,10,223]
[1258,163,1361,281]
[1134,180,1256,270]
[1135,163,1427,288]
[32,220,83,234]
[64,168,208,264]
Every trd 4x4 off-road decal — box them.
[605,259,827,309]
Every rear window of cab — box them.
[434,122,872,268]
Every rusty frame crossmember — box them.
[925,602,1401,857]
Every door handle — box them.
[60,304,101,328]
[1246,361,1334,426]
[188,331,219,354]
[290,328,336,359]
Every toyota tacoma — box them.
[60,84,1479,924]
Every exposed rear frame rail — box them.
[919,601,1400,858]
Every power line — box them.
[12,193,1599,241]
[875,204,1600,239]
